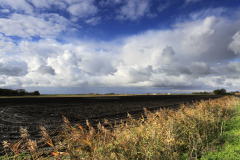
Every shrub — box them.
[33,91,40,95]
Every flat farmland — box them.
[0,95,224,155]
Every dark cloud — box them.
[128,65,154,83]
[37,65,56,75]
[80,57,117,75]
[0,61,28,76]
[173,64,192,75]
[162,46,178,64]
[212,77,225,85]
[191,62,211,76]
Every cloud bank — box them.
[0,2,239,93]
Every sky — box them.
[0,0,240,94]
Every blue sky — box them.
[0,0,240,94]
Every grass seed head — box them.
[104,118,109,124]
[20,126,29,139]
[27,139,37,153]
[97,122,102,130]
[86,119,90,127]
[62,115,71,128]
[2,141,10,148]
[40,126,50,142]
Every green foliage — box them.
[105,93,115,95]
[201,101,240,159]
[0,88,40,96]
[213,88,227,95]
[32,91,40,95]
[0,89,27,96]
[192,91,209,94]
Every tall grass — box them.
[1,96,239,160]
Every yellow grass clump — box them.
[1,96,239,160]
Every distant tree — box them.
[220,88,226,93]
[33,91,40,95]
[213,89,221,95]
[17,89,27,96]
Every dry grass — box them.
[1,96,239,160]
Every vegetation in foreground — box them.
[201,97,240,159]
[1,96,239,160]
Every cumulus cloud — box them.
[47,50,79,70]
[0,8,240,93]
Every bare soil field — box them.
[0,95,224,155]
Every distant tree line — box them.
[213,88,231,95]
[192,91,210,94]
[105,93,116,95]
[0,88,40,96]
[192,89,233,95]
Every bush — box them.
[33,91,40,95]
[213,88,228,95]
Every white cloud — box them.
[67,0,98,18]
[1,8,240,92]
[0,34,20,56]
[85,17,101,26]
[0,9,10,13]
[229,31,240,55]
[27,0,67,9]
[0,0,33,14]
[27,56,47,71]
[0,13,74,38]
[116,0,151,21]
